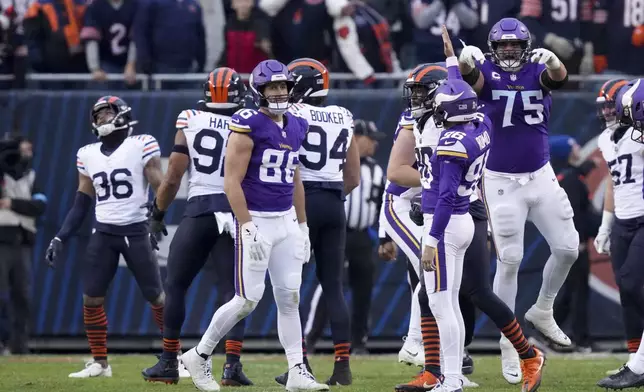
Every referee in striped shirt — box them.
[303,119,386,354]
[344,119,385,352]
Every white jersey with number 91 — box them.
[289,103,354,182]
[175,109,231,200]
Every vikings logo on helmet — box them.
[249,60,295,115]
[432,79,479,125]
[90,96,137,138]
[487,18,532,72]
[616,78,644,143]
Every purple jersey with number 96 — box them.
[477,60,551,173]
[229,108,308,213]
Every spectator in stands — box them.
[410,0,478,63]
[592,0,644,77]
[260,0,380,85]
[520,0,596,88]
[364,0,414,68]
[463,0,520,52]
[199,0,225,71]
[23,0,87,74]
[133,0,205,76]
[224,0,271,74]
[0,136,46,355]
[0,2,28,89]
[80,0,138,86]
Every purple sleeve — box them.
[446,56,463,81]
[428,158,465,242]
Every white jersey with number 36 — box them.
[176,109,231,200]
[598,126,644,219]
[76,135,160,226]
[289,103,354,182]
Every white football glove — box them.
[594,211,614,255]
[529,48,561,69]
[543,33,575,60]
[299,223,311,264]
[241,222,269,261]
[459,45,485,69]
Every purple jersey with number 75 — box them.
[476,60,551,173]
[228,108,308,213]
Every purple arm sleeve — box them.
[429,158,465,242]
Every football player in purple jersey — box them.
[180,59,329,392]
[458,17,577,384]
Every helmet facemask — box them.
[404,82,440,119]
[91,104,136,137]
[490,40,529,72]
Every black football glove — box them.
[45,237,63,268]
[409,203,424,227]
[142,199,168,236]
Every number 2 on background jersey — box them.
[492,90,544,128]
[300,125,349,171]
[193,129,225,176]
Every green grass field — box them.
[0,353,627,392]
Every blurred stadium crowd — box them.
[0,0,643,90]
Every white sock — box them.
[407,283,422,342]
[275,288,304,368]
[628,332,644,374]
[536,251,576,311]
[428,289,463,389]
[197,295,254,356]
[493,261,520,311]
[452,288,465,371]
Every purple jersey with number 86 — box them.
[228,108,308,213]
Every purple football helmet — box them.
[488,18,532,71]
[432,79,479,125]
[249,60,295,115]
[616,78,644,143]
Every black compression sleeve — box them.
[540,70,568,90]
[172,144,190,155]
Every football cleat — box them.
[394,370,440,391]
[524,305,571,347]
[462,349,474,375]
[597,365,644,389]
[221,361,254,386]
[399,337,424,367]
[325,360,352,386]
[500,338,522,384]
[607,354,636,375]
[286,363,329,391]
[181,347,220,391]
[275,361,314,386]
[68,361,112,378]
[460,374,479,388]
[141,357,179,384]
[520,347,545,392]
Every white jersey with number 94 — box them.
[175,109,231,200]
[289,103,354,182]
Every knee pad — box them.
[231,295,258,318]
[551,230,580,265]
[273,287,300,314]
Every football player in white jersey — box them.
[142,68,253,389]
[382,65,443,374]
[593,78,644,377]
[272,57,360,386]
[44,96,165,378]
[596,78,644,390]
